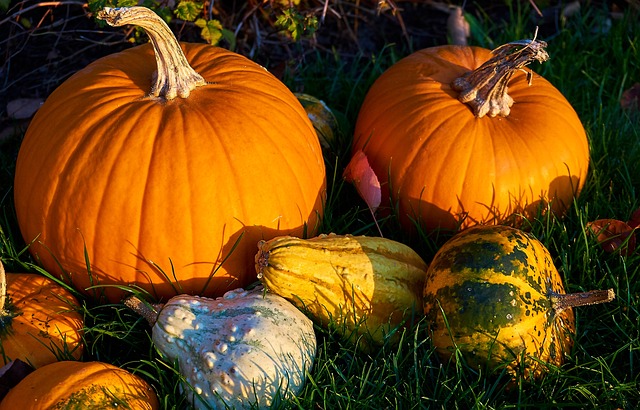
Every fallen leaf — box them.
[628,208,640,229]
[0,359,34,400]
[447,6,470,46]
[561,1,581,19]
[6,98,43,119]
[621,83,640,112]
[343,150,381,213]
[586,219,636,256]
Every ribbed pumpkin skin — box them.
[423,225,575,377]
[14,43,326,302]
[352,45,589,231]
[255,234,428,347]
[1,273,83,368]
[0,361,159,409]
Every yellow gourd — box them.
[255,234,428,348]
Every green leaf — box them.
[221,28,237,51]
[195,18,223,46]
[18,17,31,29]
[275,8,318,41]
[174,0,203,22]
[155,6,173,24]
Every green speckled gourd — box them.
[424,225,615,378]
[255,234,428,349]
[125,286,316,410]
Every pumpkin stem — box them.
[97,6,206,100]
[451,37,549,118]
[550,288,616,313]
[124,295,163,327]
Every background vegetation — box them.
[1,0,639,408]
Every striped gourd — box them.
[424,225,614,378]
[255,234,428,349]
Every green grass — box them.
[1,2,640,409]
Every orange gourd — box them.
[0,361,159,409]
[13,7,326,302]
[350,39,589,232]
[0,262,83,368]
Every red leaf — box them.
[586,219,636,255]
[628,208,640,229]
[621,83,640,112]
[343,150,381,213]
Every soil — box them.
[0,1,630,147]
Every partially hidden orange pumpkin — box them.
[0,262,83,368]
[13,7,326,302]
[0,360,159,409]
[349,39,589,232]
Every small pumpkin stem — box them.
[97,6,206,100]
[451,38,549,118]
[551,288,616,314]
[124,295,163,327]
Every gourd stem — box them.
[124,295,163,327]
[451,38,549,118]
[551,289,616,314]
[97,6,206,100]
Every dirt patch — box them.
[0,1,629,131]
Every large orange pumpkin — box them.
[13,7,326,302]
[350,39,589,232]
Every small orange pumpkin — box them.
[350,39,589,232]
[0,360,159,409]
[13,7,326,302]
[0,262,83,368]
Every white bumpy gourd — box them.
[142,286,316,409]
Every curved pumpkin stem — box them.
[452,37,549,118]
[551,288,616,314]
[97,6,206,100]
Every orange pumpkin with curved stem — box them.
[350,39,589,232]
[0,262,83,368]
[13,7,326,302]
